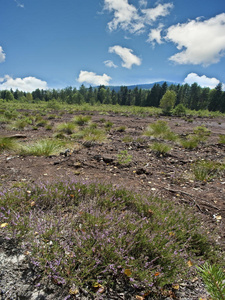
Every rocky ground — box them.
[0,110,224,299]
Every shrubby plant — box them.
[0,181,222,295]
[173,103,186,116]
[197,263,225,300]
[150,142,171,156]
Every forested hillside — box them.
[1,81,225,112]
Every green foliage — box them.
[173,103,186,116]
[0,137,19,152]
[192,160,225,181]
[197,263,225,300]
[179,137,199,149]
[218,134,225,144]
[150,142,171,156]
[193,125,211,142]
[73,115,91,126]
[72,127,106,142]
[160,90,177,115]
[56,122,77,135]
[19,139,65,156]
[122,135,134,143]
[144,120,177,142]
[145,120,170,137]
[104,120,113,130]
[116,125,126,132]
[117,150,132,165]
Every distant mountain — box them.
[106,81,176,92]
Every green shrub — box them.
[117,150,132,165]
[150,142,171,156]
[197,263,225,300]
[173,104,186,116]
[179,137,199,149]
[193,125,211,142]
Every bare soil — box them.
[0,109,225,299]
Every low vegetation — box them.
[0,181,222,295]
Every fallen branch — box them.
[163,187,219,212]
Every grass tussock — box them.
[0,136,19,152]
[192,160,225,181]
[0,181,222,294]
[19,139,65,156]
[150,142,171,156]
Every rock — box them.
[102,156,114,163]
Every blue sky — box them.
[0,0,225,92]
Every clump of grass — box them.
[218,134,225,144]
[56,122,77,135]
[8,117,32,130]
[116,125,126,132]
[150,142,171,156]
[19,139,65,156]
[179,137,199,149]
[117,150,132,165]
[145,120,170,138]
[73,115,91,126]
[122,135,134,143]
[192,160,225,181]
[0,136,19,152]
[72,127,106,142]
[105,121,113,130]
[193,125,211,142]
[0,181,222,295]
[144,120,177,141]
[4,110,18,120]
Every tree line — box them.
[1,81,225,113]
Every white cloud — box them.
[104,60,118,68]
[109,45,141,69]
[0,75,48,92]
[14,0,24,8]
[0,47,6,63]
[183,73,223,89]
[103,0,173,34]
[166,13,225,66]
[142,3,173,24]
[104,0,144,33]
[147,24,164,45]
[77,70,111,86]
[139,0,147,8]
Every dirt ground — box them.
[0,109,225,299]
[0,110,225,245]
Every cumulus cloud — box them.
[166,13,225,66]
[103,0,173,34]
[104,0,144,33]
[77,70,111,86]
[109,45,141,69]
[142,3,173,24]
[104,60,118,68]
[0,75,48,92]
[147,24,164,45]
[183,73,224,89]
[0,47,6,63]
